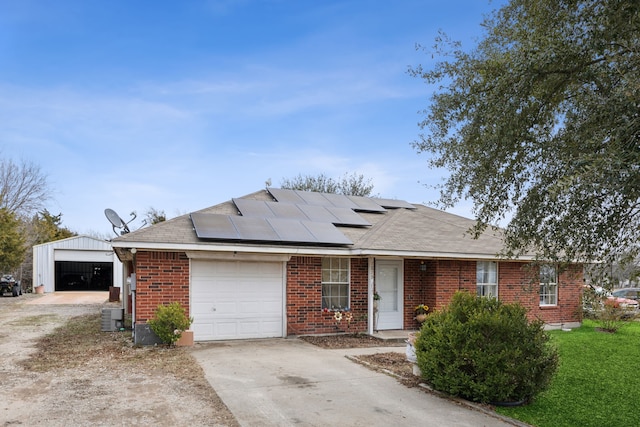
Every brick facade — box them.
[132,252,583,334]
[133,251,190,322]
[405,259,583,328]
[286,256,368,335]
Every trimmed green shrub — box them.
[148,302,193,346]
[415,291,558,404]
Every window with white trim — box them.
[539,264,558,306]
[477,261,498,298]
[322,258,349,310]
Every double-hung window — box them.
[322,258,349,310]
[539,264,558,306]
[477,261,498,298]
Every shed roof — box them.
[33,235,114,251]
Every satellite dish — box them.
[104,208,134,235]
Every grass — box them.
[496,319,640,427]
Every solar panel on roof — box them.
[326,206,371,226]
[230,216,279,241]
[320,192,360,209]
[266,217,316,242]
[297,204,340,223]
[267,188,306,204]
[233,199,276,218]
[302,220,353,245]
[294,190,333,206]
[267,202,308,220]
[268,187,390,212]
[191,213,239,239]
[190,213,352,245]
[347,195,387,212]
[372,198,416,210]
[235,198,370,226]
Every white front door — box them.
[375,260,403,330]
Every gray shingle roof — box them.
[111,189,510,259]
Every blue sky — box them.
[1,0,505,236]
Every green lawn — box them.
[496,319,640,427]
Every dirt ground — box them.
[0,294,238,427]
[0,294,418,427]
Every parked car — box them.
[611,288,640,303]
[607,295,639,312]
[0,274,21,297]
[582,285,639,317]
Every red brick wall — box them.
[132,251,583,334]
[402,259,583,327]
[527,263,584,325]
[404,259,437,328]
[432,260,477,308]
[134,251,190,322]
[286,256,368,335]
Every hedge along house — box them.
[110,188,583,344]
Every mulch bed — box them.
[299,333,389,348]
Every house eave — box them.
[110,240,535,262]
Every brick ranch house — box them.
[110,188,583,344]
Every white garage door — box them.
[191,260,285,341]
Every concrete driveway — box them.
[190,338,520,427]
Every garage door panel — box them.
[192,322,214,339]
[192,260,284,341]
[217,321,240,337]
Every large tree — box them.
[280,172,374,196]
[410,0,639,264]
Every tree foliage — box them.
[0,208,26,272]
[30,210,76,245]
[280,172,374,196]
[0,158,50,217]
[410,0,640,264]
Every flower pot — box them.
[412,363,422,376]
[176,330,194,347]
[415,313,427,323]
[35,285,45,294]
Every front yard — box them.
[496,319,640,427]
[329,320,640,427]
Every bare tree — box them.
[0,158,50,217]
[144,207,167,225]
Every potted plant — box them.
[373,291,381,310]
[414,304,429,322]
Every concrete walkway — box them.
[190,338,520,427]
[25,291,110,305]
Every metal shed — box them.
[32,236,123,293]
